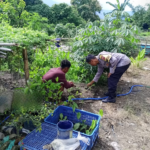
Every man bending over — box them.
[42,60,75,92]
[86,51,131,103]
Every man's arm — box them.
[87,66,104,87]
[59,74,74,89]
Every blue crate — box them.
[44,106,101,150]
[19,122,90,150]
[140,45,150,54]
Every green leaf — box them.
[60,113,63,120]
[63,101,68,105]
[99,109,103,117]
[72,104,76,112]
[86,130,90,135]
[55,77,59,82]
[73,102,78,108]
[74,123,80,130]
[76,112,81,120]
[64,116,67,120]
[90,120,96,130]
[80,124,87,131]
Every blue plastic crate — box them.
[44,106,101,150]
[140,45,150,54]
[19,122,90,150]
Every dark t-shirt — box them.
[42,67,73,89]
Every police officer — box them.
[86,51,131,103]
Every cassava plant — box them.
[72,13,139,83]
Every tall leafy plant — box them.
[130,49,147,67]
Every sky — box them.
[45,0,149,11]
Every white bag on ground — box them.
[43,132,89,150]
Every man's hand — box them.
[87,81,94,87]
[69,81,76,87]
[108,73,111,78]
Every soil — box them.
[0,58,150,150]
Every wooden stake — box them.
[22,49,29,85]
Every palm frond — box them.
[106,2,118,9]
[121,0,130,11]
[127,3,135,13]
[116,0,121,10]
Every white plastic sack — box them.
[43,132,89,150]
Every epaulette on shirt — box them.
[99,54,112,62]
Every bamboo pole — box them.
[0,43,17,46]
[0,58,1,70]
[0,47,12,51]
[22,49,29,85]
[0,51,6,55]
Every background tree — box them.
[0,0,27,27]
[131,6,146,29]
[25,3,52,21]
[49,3,86,26]
[71,0,102,21]
[0,0,53,35]
[143,4,150,30]
[131,4,150,30]
[24,0,43,6]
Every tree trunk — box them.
[22,49,29,85]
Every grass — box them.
[139,32,150,37]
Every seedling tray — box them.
[44,106,101,150]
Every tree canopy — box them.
[24,0,86,26]
[131,4,150,30]
[49,3,86,26]
[71,0,102,21]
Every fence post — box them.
[0,58,1,70]
[22,49,29,85]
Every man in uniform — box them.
[86,51,131,103]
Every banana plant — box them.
[106,0,134,14]
[130,49,147,67]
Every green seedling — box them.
[76,112,81,120]
[73,123,80,130]
[86,120,97,135]
[59,113,67,121]
[99,109,103,117]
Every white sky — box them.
[54,0,149,11]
